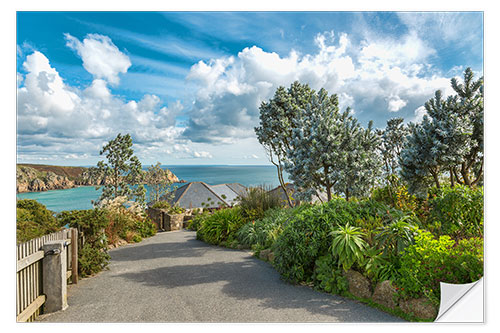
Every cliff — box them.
[16,164,179,193]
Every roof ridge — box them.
[176,182,192,204]
[201,182,230,206]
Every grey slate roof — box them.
[268,183,327,205]
[162,181,247,209]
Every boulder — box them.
[344,269,372,299]
[268,251,275,263]
[372,280,397,309]
[399,297,438,320]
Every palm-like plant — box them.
[375,216,418,256]
[330,223,368,271]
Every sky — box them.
[16,11,484,166]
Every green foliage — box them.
[375,217,419,257]
[272,198,408,283]
[330,223,368,271]
[78,243,111,278]
[58,209,110,276]
[145,162,176,203]
[312,254,349,295]
[151,201,185,214]
[91,133,146,206]
[238,186,282,222]
[361,246,400,283]
[187,211,209,231]
[236,207,297,249]
[197,207,246,245]
[16,199,61,243]
[426,185,483,238]
[396,230,483,305]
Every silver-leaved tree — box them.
[255,81,314,206]
[284,88,381,201]
[400,68,483,193]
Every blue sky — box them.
[16,11,483,166]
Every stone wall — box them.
[146,208,185,231]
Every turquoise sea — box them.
[16,165,289,212]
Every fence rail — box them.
[16,228,78,322]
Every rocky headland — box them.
[16,164,179,193]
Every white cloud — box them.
[387,95,408,112]
[193,151,213,159]
[413,106,428,123]
[65,33,131,85]
[17,49,182,162]
[184,30,451,142]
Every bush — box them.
[151,201,185,214]
[312,254,349,295]
[426,185,483,238]
[58,209,110,276]
[396,230,483,305]
[16,199,61,243]
[78,243,111,277]
[236,207,297,249]
[272,198,411,283]
[238,186,282,222]
[197,207,246,245]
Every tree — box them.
[255,81,315,207]
[377,117,409,180]
[145,162,175,203]
[284,88,381,201]
[400,68,483,192]
[92,133,146,206]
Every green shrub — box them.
[78,243,111,277]
[238,186,282,222]
[236,207,297,249]
[312,254,349,295]
[57,209,110,276]
[330,223,368,271]
[426,185,483,238]
[187,211,209,231]
[396,230,483,305]
[375,217,419,257]
[16,199,61,243]
[151,201,185,214]
[197,207,246,245]
[272,198,409,283]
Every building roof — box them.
[161,181,247,209]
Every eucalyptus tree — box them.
[255,81,314,206]
[285,88,381,201]
[92,133,146,206]
[400,67,483,191]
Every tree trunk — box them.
[460,162,471,186]
[275,162,294,207]
[450,167,455,188]
[345,187,350,201]
[471,159,484,186]
[431,170,440,189]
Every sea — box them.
[16,165,289,212]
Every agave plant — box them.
[329,223,368,271]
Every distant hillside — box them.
[16,164,179,193]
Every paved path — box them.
[39,230,404,323]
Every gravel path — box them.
[39,230,404,323]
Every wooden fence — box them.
[16,228,79,322]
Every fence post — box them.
[42,241,68,313]
[71,228,78,284]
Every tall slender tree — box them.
[92,133,146,206]
[255,81,314,206]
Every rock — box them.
[399,297,438,320]
[344,269,372,299]
[259,249,271,261]
[268,251,275,263]
[372,280,397,309]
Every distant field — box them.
[17,164,88,180]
